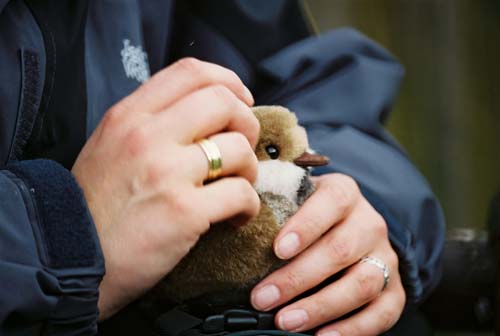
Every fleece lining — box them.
[8,159,99,268]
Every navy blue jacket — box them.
[0,0,445,335]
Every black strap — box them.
[154,308,287,336]
[155,308,204,336]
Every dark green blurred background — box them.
[306,0,500,232]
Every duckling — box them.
[154,106,329,303]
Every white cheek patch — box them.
[254,160,306,204]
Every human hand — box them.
[72,58,260,320]
[251,173,406,335]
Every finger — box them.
[274,174,360,259]
[275,251,398,332]
[124,58,254,113]
[158,85,260,148]
[184,132,258,185]
[251,202,384,311]
[316,275,406,336]
[197,177,260,224]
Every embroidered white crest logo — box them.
[121,39,150,83]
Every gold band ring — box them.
[197,139,222,181]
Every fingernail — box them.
[252,284,280,310]
[319,331,341,336]
[278,309,309,331]
[276,232,300,259]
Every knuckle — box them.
[394,282,407,308]
[247,111,260,139]
[124,126,150,157]
[340,323,362,336]
[102,104,126,132]
[223,68,241,85]
[299,214,323,238]
[143,161,171,187]
[230,131,250,150]
[224,178,254,209]
[166,193,209,239]
[209,85,238,107]
[323,177,356,213]
[399,286,407,308]
[246,151,259,179]
[248,193,261,217]
[327,239,353,266]
[311,296,331,323]
[174,57,204,74]
[234,133,257,165]
[175,194,194,216]
[372,213,388,237]
[387,250,399,270]
[235,178,258,206]
[356,268,381,302]
[165,191,193,218]
[281,270,305,294]
[338,174,360,194]
[237,106,260,144]
[250,142,259,159]
[136,230,161,256]
[224,135,258,184]
[249,125,260,148]
[234,177,251,194]
[251,188,261,208]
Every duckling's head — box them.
[252,106,328,206]
[253,105,308,163]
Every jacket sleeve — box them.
[0,159,104,335]
[253,28,445,304]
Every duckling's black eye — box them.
[265,145,280,159]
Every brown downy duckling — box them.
[154,106,329,303]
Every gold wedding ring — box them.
[197,139,222,181]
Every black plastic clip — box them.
[202,309,274,333]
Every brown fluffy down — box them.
[155,202,281,303]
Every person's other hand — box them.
[251,173,406,336]
[72,58,260,320]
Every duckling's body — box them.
[155,106,327,303]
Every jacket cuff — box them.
[7,159,105,333]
